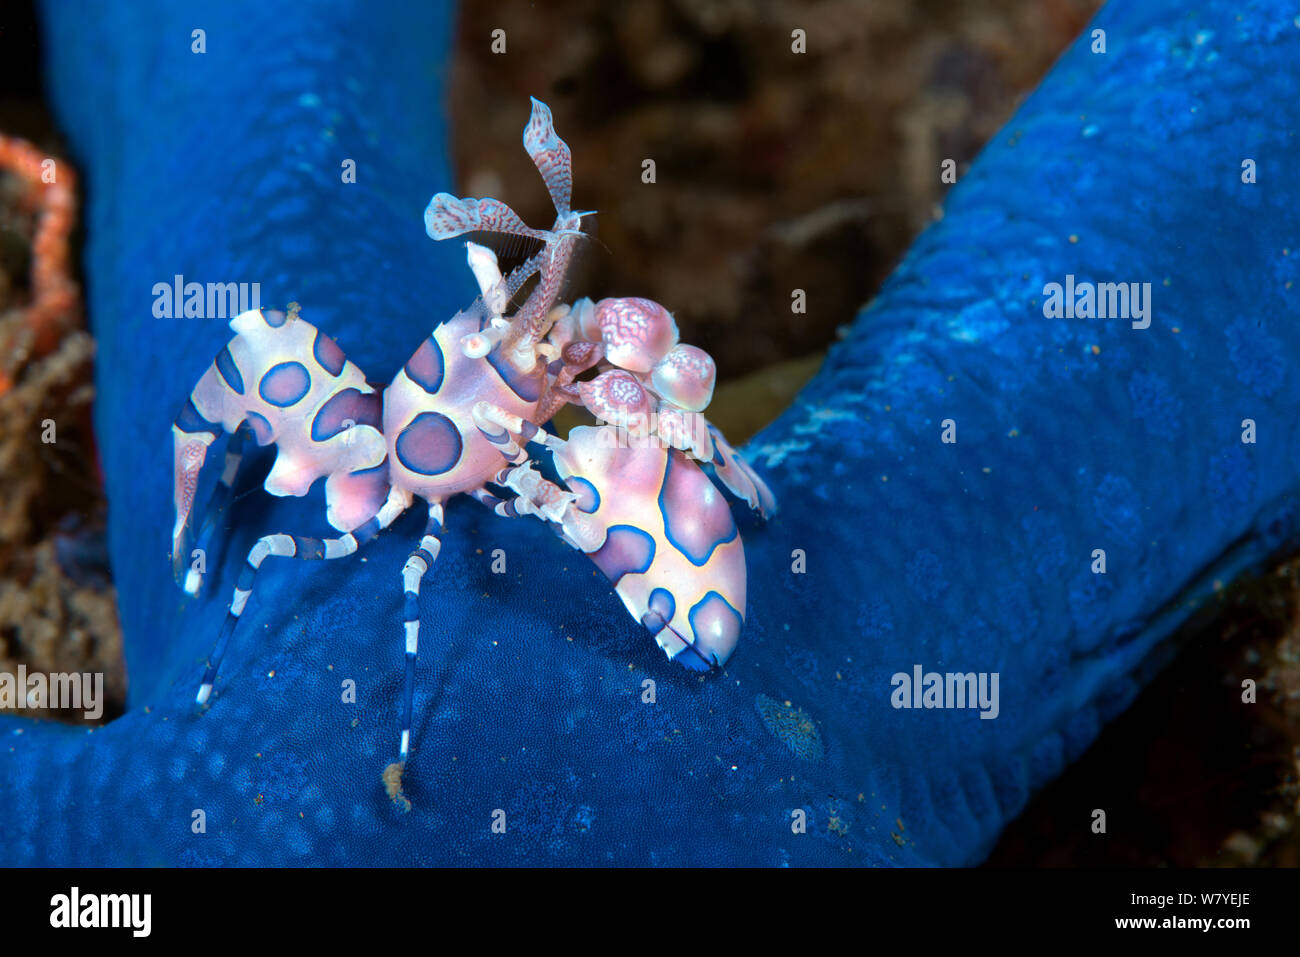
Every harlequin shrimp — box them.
[487,294,776,669]
[170,98,775,804]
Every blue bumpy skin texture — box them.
[2,0,1297,866]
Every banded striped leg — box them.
[472,401,562,466]
[183,423,251,595]
[395,502,446,771]
[480,463,603,554]
[195,487,411,707]
[467,486,523,519]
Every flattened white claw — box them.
[651,344,716,412]
[466,242,509,316]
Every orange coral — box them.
[0,134,80,394]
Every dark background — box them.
[1,0,1297,866]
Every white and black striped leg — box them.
[501,462,608,553]
[196,488,411,707]
[184,423,252,595]
[492,462,580,524]
[481,465,605,554]
[469,483,591,552]
[396,501,445,769]
[471,401,561,466]
[467,486,523,518]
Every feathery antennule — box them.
[423,193,554,244]
[524,96,574,216]
[500,231,581,366]
[424,99,592,371]
[503,250,548,300]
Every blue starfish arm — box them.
[3,0,1297,866]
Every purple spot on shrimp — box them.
[566,476,600,513]
[486,346,544,402]
[261,309,287,328]
[313,328,347,377]
[658,451,736,566]
[215,345,244,394]
[395,411,463,476]
[640,588,675,635]
[687,591,743,666]
[591,525,655,584]
[311,388,381,441]
[259,361,311,408]
[328,461,390,530]
[673,642,711,672]
[175,398,220,437]
[404,335,445,394]
[245,411,274,446]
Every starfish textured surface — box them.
[1,0,1298,865]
